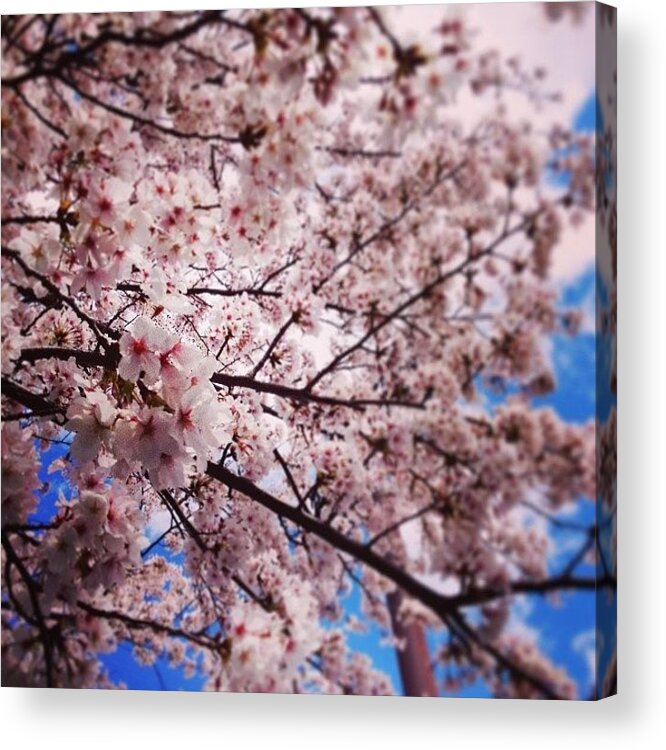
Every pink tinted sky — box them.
[386,1,596,281]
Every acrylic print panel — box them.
[1,3,616,699]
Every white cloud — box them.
[572,628,596,685]
[144,508,172,542]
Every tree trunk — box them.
[388,590,438,697]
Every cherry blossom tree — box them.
[1,6,614,698]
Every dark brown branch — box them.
[18,346,117,370]
[319,145,402,159]
[212,372,426,411]
[447,573,616,610]
[11,86,67,138]
[450,611,564,700]
[2,245,114,345]
[206,461,449,617]
[13,345,425,411]
[307,206,554,390]
[117,282,282,299]
[57,73,242,145]
[3,11,251,89]
[249,313,296,378]
[312,159,468,294]
[1,530,55,686]
[1,376,65,418]
[2,214,62,226]
[76,601,217,651]
[188,286,282,299]
[367,501,438,548]
[273,448,304,508]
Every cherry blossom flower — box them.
[118,316,166,384]
[66,391,117,465]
